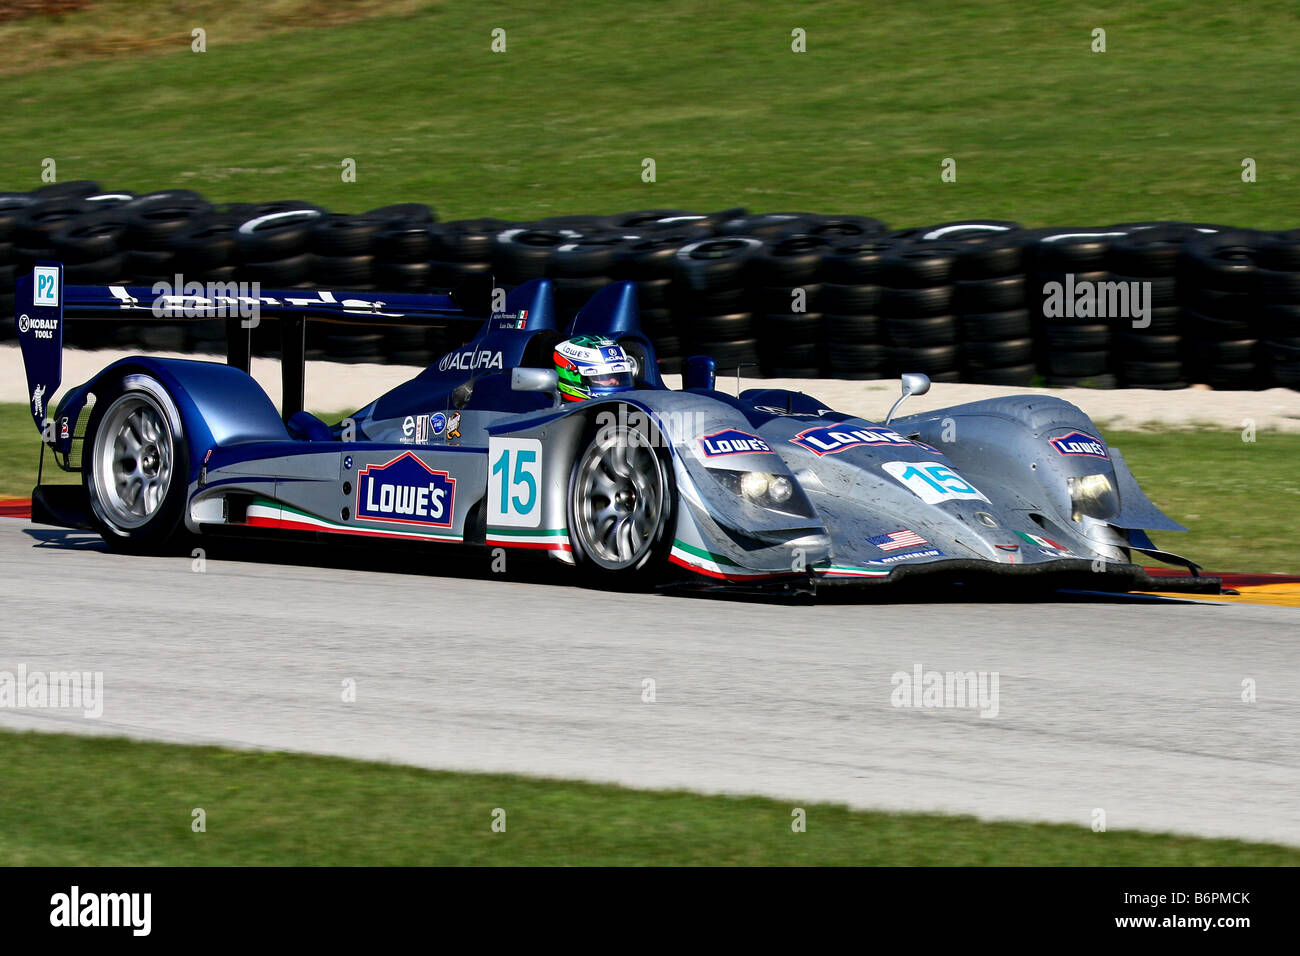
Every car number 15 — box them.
[488,437,543,527]
[882,460,989,505]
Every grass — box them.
[1,400,1295,573]
[1,728,1295,865]
[1106,427,1300,575]
[1,0,1299,226]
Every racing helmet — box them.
[552,335,635,402]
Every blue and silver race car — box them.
[13,263,1215,593]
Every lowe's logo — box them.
[791,425,914,456]
[357,452,455,527]
[699,429,772,457]
[1049,431,1108,459]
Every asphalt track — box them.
[2,518,1298,846]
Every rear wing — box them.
[13,265,503,428]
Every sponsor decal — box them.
[356,452,456,528]
[343,456,353,470]
[438,349,504,373]
[698,429,772,457]
[18,313,59,339]
[867,529,929,552]
[870,548,944,565]
[400,415,416,444]
[415,415,430,444]
[1049,430,1108,459]
[790,424,913,456]
[430,412,447,436]
[59,417,69,440]
[447,411,462,441]
[31,384,45,418]
[1015,531,1076,556]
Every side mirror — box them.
[512,367,558,391]
[884,372,931,425]
[901,372,931,397]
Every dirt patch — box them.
[0,2,95,24]
[0,0,431,75]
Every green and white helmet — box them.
[552,335,634,402]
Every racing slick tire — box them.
[83,375,190,553]
[567,411,675,584]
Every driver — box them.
[552,335,635,402]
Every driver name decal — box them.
[356,452,456,528]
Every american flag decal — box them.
[868,529,928,552]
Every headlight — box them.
[1067,473,1118,521]
[707,469,809,514]
[740,472,769,499]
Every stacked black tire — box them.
[1026,228,1121,388]
[1107,225,1200,389]
[1177,232,1262,390]
[752,234,830,377]
[671,236,763,377]
[943,223,1033,386]
[877,240,960,382]
[821,239,888,379]
[613,230,691,373]
[1257,231,1300,389]
[3,179,1300,392]
[0,192,30,345]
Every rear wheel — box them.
[568,415,674,581]
[84,375,189,551]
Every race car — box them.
[13,262,1217,593]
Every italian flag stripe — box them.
[486,526,571,551]
[817,565,890,578]
[668,540,795,580]
[247,498,462,542]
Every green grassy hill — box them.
[3,0,1298,226]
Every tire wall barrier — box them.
[1,182,1297,390]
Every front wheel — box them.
[567,416,674,583]
[84,375,189,552]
